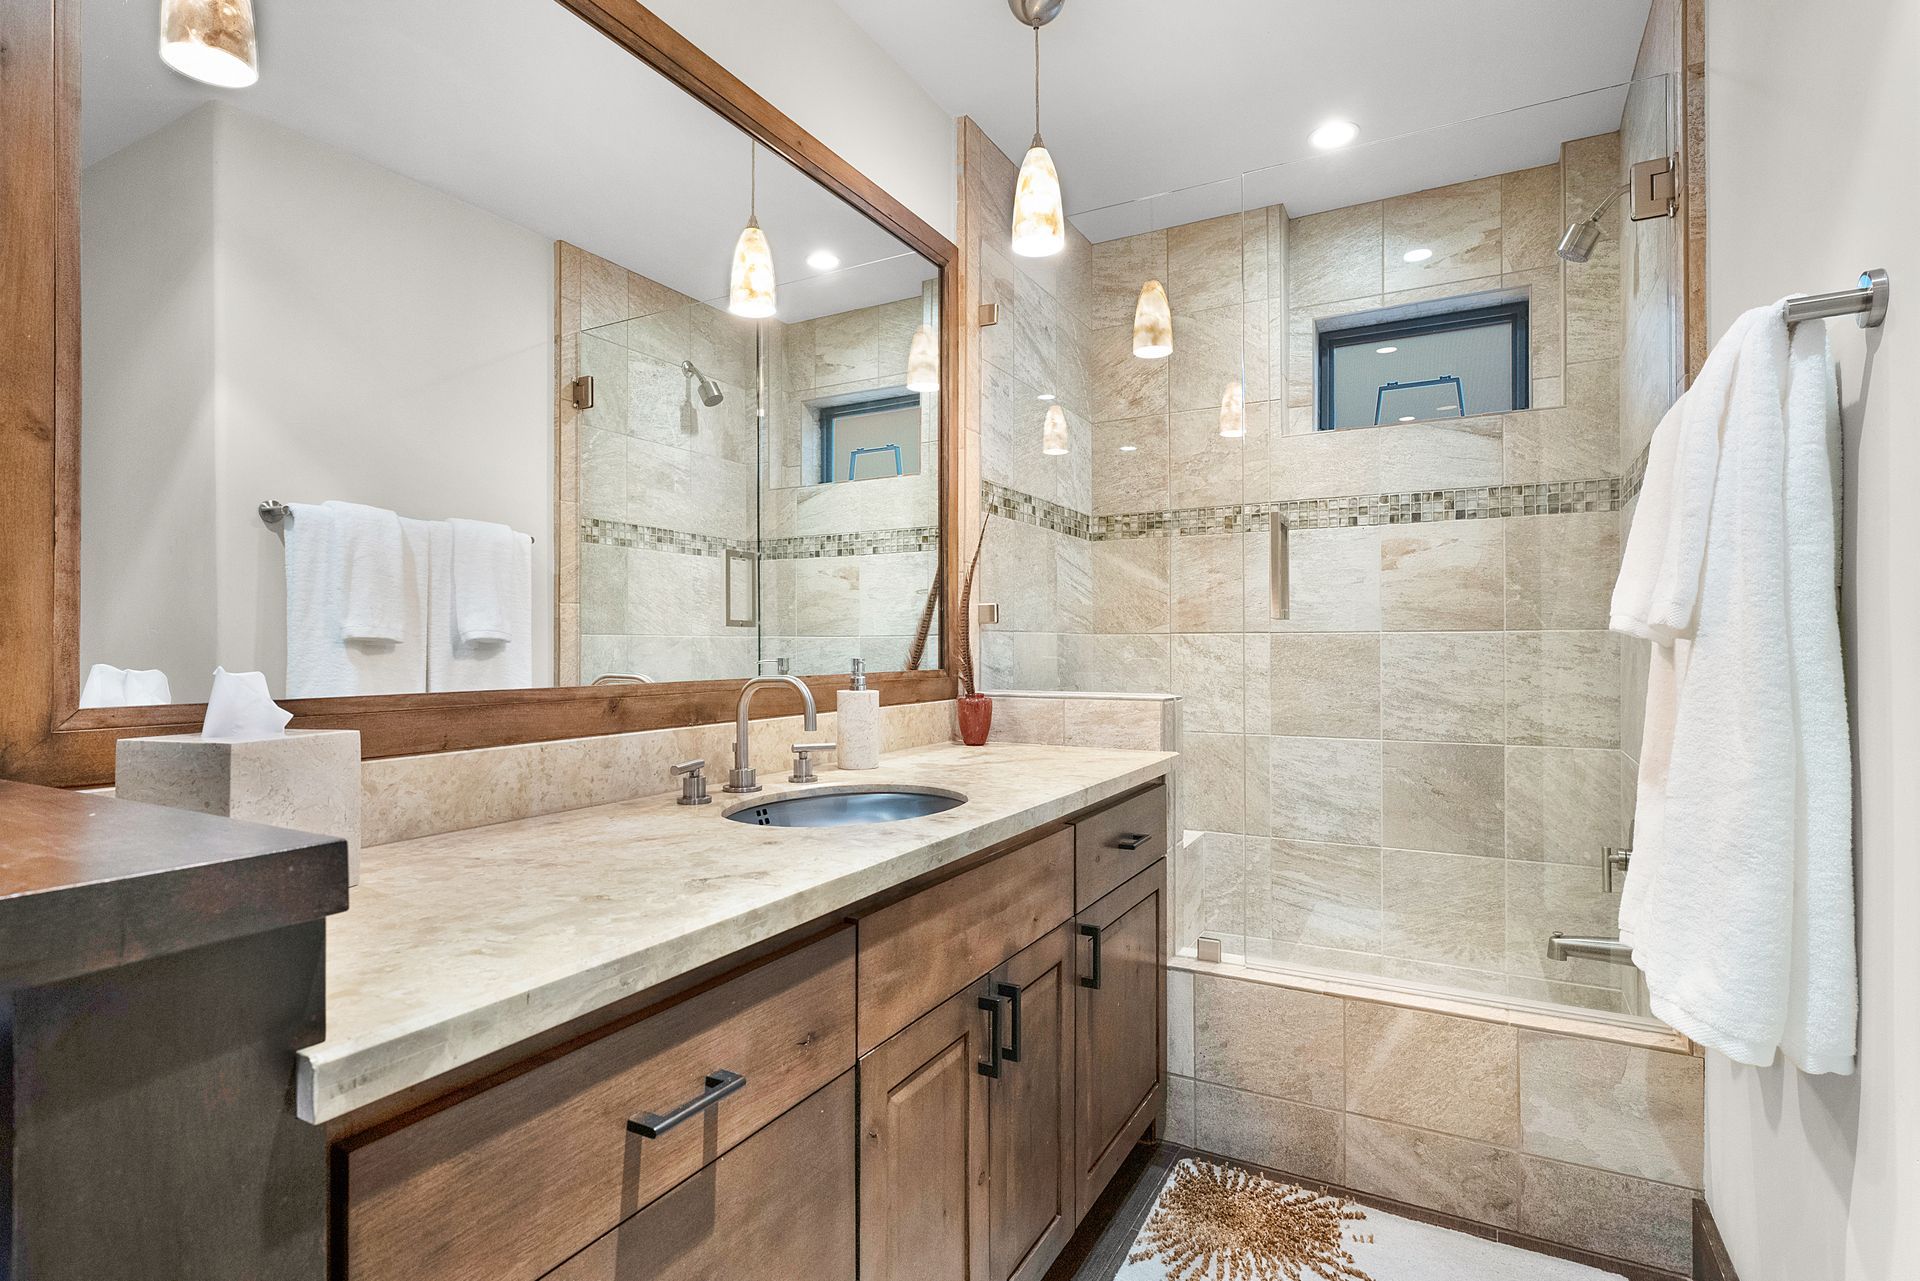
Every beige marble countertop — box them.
[297,742,1175,1122]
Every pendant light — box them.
[1133,280,1173,358]
[1009,1,1067,258]
[1219,380,1246,438]
[1042,404,1070,456]
[728,142,777,319]
[160,0,258,88]
[906,324,940,394]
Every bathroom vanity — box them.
[320,743,1172,1281]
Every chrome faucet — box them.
[726,675,831,793]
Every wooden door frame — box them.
[0,0,961,788]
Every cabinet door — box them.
[987,924,1076,1281]
[859,981,994,1281]
[1072,860,1166,1218]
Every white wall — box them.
[1702,3,1920,1279]
[81,104,556,701]
[641,0,956,242]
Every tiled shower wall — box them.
[558,242,760,684]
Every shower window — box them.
[817,394,923,483]
[1317,301,1529,430]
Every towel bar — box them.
[257,499,533,542]
[1784,268,1889,328]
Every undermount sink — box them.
[725,786,966,827]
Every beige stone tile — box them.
[1506,976,1636,1017]
[1063,698,1167,751]
[1241,733,1274,838]
[1061,632,1171,693]
[1288,202,1384,308]
[1192,973,1344,1107]
[1171,533,1245,632]
[1168,213,1256,312]
[1503,163,1565,273]
[1517,1155,1693,1274]
[1170,302,1268,413]
[1088,230,1168,330]
[1380,522,1505,631]
[1242,632,1272,730]
[1170,407,1250,510]
[1180,731,1245,834]
[1506,512,1620,629]
[1345,1115,1521,1228]
[1379,632,1506,742]
[1381,848,1507,970]
[1195,831,1256,940]
[577,249,630,332]
[1272,526,1383,633]
[1506,631,1622,747]
[1271,424,1382,501]
[1383,742,1506,857]
[1505,859,1629,987]
[1167,969,1194,1076]
[1268,737,1383,846]
[987,696,1065,745]
[578,542,628,634]
[1270,634,1381,738]
[1518,1031,1704,1186]
[1093,416,1171,516]
[1164,1074,1196,1146]
[1507,266,1565,385]
[1194,1084,1344,1184]
[1270,838,1381,953]
[1383,177,1503,293]
[578,426,628,522]
[1506,747,1623,863]
[1375,417,1504,491]
[1503,359,1620,484]
[1090,322,1168,421]
[1344,1001,1519,1146]
[1091,537,1171,634]
[1172,634,1245,734]
[1285,297,1383,409]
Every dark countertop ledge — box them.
[0,780,349,992]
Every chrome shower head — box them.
[681,360,725,407]
[1556,180,1631,264]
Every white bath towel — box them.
[326,501,408,642]
[1611,301,1855,1074]
[427,521,533,691]
[447,518,525,645]
[285,505,431,698]
[79,663,173,708]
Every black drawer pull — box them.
[996,981,1022,1063]
[1079,922,1103,990]
[626,1069,747,1138]
[978,993,1008,1078]
[1114,832,1152,851]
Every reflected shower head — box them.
[681,360,725,407]
[1556,181,1631,264]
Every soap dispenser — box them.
[837,659,880,770]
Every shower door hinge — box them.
[1629,155,1677,221]
[569,375,596,410]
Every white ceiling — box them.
[80,0,935,321]
[831,0,1655,235]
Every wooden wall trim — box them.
[1681,0,1709,385]
[0,0,960,789]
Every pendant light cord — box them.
[1033,24,1042,142]
[749,141,757,219]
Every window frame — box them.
[818,393,924,483]
[1315,299,1531,431]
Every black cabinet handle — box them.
[1115,832,1151,851]
[996,981,1022,1063]
[626,1069,746,1138]
[1079,922,1103,990]
[978,993,1007,1078]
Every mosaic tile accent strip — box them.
[580,518,752,557]
[760,527,939,561]
[982,479,1093,539]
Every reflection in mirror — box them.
[76,0,940,708]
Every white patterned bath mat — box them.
[1117,1160,1627,1281]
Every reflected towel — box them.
[325,501,408,642]
[427,521,533,691]
[285,505,430,697]
[447,518,526,645]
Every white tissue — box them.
[201,667,294,741]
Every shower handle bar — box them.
[1546,933,1634,964]
[1268,517,1290,621]
[1783,268,1890,329]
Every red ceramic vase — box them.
[956,693,993,746]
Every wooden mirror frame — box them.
[0,0,962,788]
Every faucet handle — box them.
[672,759,712,806]
[789,741,837,784]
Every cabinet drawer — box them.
[1073,785,1167,911]
[342,929,856,1281]
[544,1071,856,1281]
[857,827,1074,1055]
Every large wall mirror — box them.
[70,0,947,717]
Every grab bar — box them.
[1547,933,1633,963]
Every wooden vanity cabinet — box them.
[986,923,1078,1281]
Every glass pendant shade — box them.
[728,218,777,319]
[1011,142,1066,258]
[1133,280,1173,358]
[1041,404,1070,456]
[160,0,258,88]
[906,324,940,393]
[1219,380,1246,438]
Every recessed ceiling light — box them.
[1398,415,1416,422]
[1375,345,1398,354]
[805,249,841,272]
[1037,392,1057,401]
[1118,444,1138,452]
[1402,247,1433,263]
[1308,119,1360,150]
